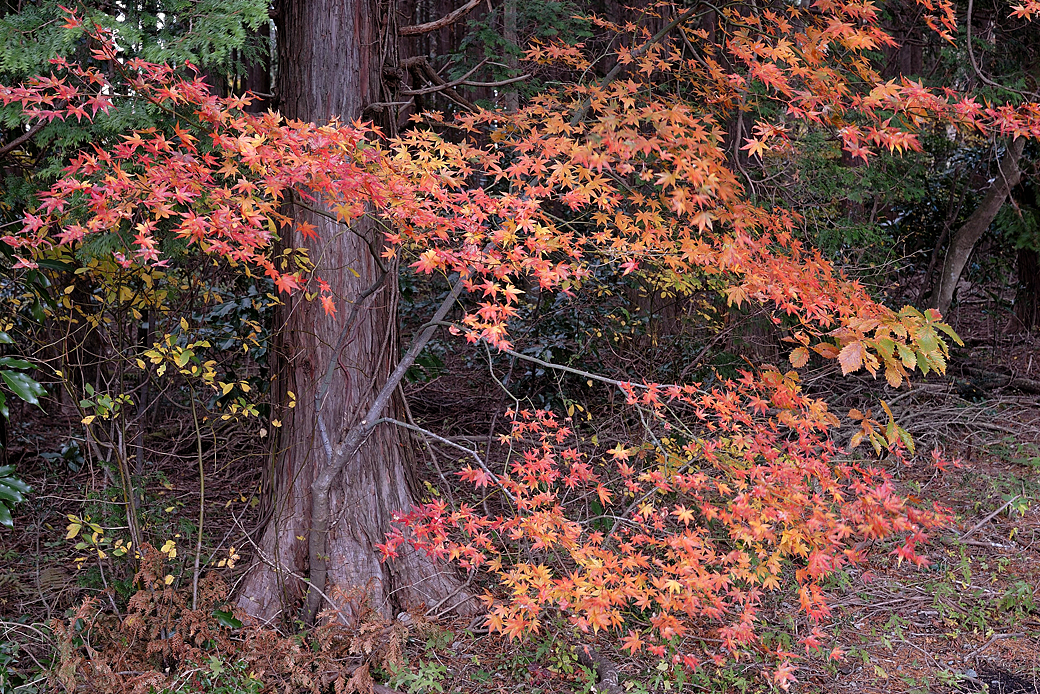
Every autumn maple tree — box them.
[4,0,1040,687]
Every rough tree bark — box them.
[236,0,471,623]
[932,137,1025,314]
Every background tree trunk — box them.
[503,0,519,113]
[236,0,469,623]
[1014,247,1040,331]
[932,138,1025,314]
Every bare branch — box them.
[402,73,532,96]
[966,0,1035,99]
[460,74,532,89]
[399,0,481,36]
[377,417,515,503]
[0,120,45,160]
[402,60,486,96]
[403,57,478,111]
[426,325,648,390]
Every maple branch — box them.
[462,74,533,89]
[399,0,481,36]
[287,196,388,271]
[377,417,516,503]
[0,120,45,160]
[303,275,468,623]
[570,5,701,126]
[402,73,532,96]
[401,59,531,96]
[478,337,649,390]
[401,59,484,95]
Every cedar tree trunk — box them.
[237,0,469,623]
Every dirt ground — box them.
[1,302,1039,693]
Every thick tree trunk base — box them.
[237,427,478,623]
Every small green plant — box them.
[998,581,1037,620]
[39,439,85,473]
[987,437,1040,468]
[387,660,448,694]
[0,635,46,694]
[0,332,40,529]
[421,625,453,652]
[934,668,966,688]
[165,659,262,693]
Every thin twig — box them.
[425,571,476,618]
[190,391,205,611]
[402,60,489,96]
[964,632,1026,661]
[959,495,1019,541]
[379,418,515,503]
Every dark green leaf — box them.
[0,504,11,529]
[0,371,45,406]
[0,476,30,495]
[212,610,243,629]
[34,259,76,272]
[0,358,32,370]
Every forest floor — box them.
[1,300,1039,693]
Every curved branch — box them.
[403,57,478,111]
[932,137,1025,313]
[966,0,1034,99]
[400,0,481,36]
[437,329,649,390]
[0,120,45,160]
[402,59,485,96]
[377,417,516,503]
[402,73,532,96]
